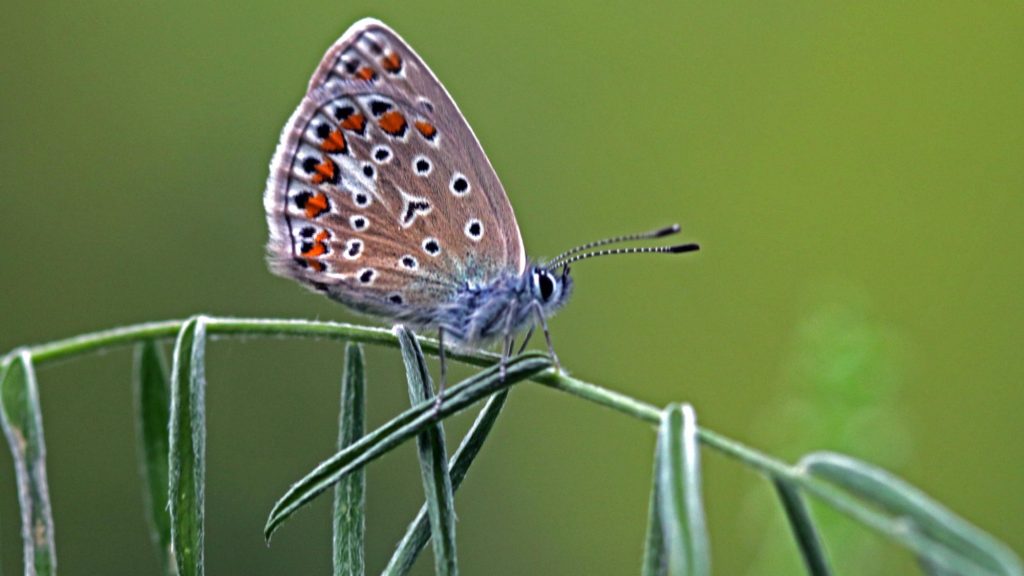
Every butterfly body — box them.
[265,18,697,370]
[429,265,573,348]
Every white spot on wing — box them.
[422,237,441,256]
[371,145,392,164]
[412,155,432,176]
[353,191,372,207]
[357,268,377,285]
[350,215,369,230]
[336,154,388,209]
[449,172,471,196]
[399,188,432,229]
[464,219,484,242]
[343,239,363,260]
[399,255,418,270]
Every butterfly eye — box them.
[533,269,556,303]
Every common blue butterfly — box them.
[264,18,699,387]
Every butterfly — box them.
[264,18,699,390]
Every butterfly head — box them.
[529,264,573,314]
[536,223,700,306]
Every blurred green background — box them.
[2,1,1022,574]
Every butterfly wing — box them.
[264,18,526,320]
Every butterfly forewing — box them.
[265,18,525,319]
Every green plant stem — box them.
[13,317,844,491]
[11,317,1021,576]
[16,317,799,482]
[16,319,833,529]
[10,317,1019,575]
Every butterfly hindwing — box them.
[265,18,525,319]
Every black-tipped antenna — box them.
[545,224,682,269]
[548,243,700,269]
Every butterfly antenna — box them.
[547,243,700,269]
[545,224,682,269]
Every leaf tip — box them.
[263,519,277,545]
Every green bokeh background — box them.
[2,1,1021,574]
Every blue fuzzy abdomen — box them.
[432,272,534,346]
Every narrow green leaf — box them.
[641,440,665,576]
[382,389,510,576]
[334,343,366,576]
[0,350,57,576]
[265,352,552,541]
[656,403,709,576]
[773,479,832,576]
[133,341,177,575]
[396,326,458,576]
[918,552,959,576]
[168,317,207,576]
[801,452,1022,576]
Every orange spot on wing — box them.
[414,120,437,140]
[341,113,366,133]
[303,243,326,257]
[355,67,377,81]
[379,111,407,136]
[310,159,337,185]
[381,52,402,73]
[301,230,331,259]
[304,193,330,219]
[320,129,347,154]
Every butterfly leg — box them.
[531,301,561,372]
[434,327,447,416]
[501,335,513,382]
[500,300,519,382]
[517,326,535,355]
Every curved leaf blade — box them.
[657,403,710,576]
[396,326,458,576]
[382,388,510,576]
[773,479,832,576]
[133,341,176,575]
[265,352,552,541]
[642,441,666,576]
[334,343,367,576]
[0,351,57,576]
[801,452,1022,576]
[169,317,208,576]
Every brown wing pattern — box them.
[264,18,525,317]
